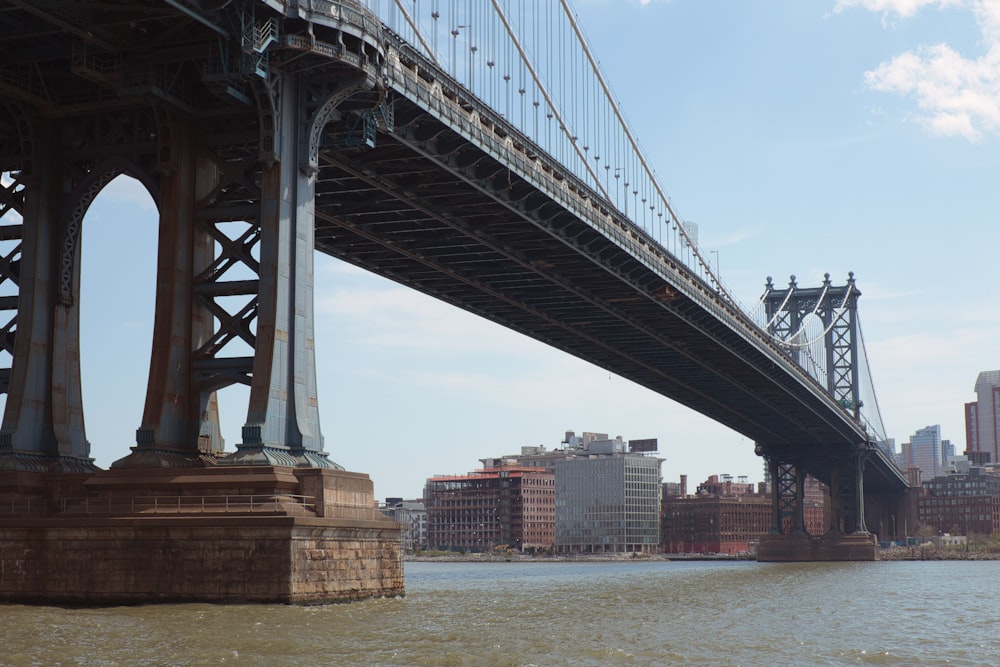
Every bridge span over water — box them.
[0,0,911,601]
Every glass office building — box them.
[554,453,662,554]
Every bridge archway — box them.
[77,173,157,467]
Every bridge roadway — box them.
[0,0,906,499]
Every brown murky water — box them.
[1,560,996,666]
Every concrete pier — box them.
[0,467,403,604]
[756,533,877,562]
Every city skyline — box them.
[70,0,999,499]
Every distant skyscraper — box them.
[965,370,1000,464]
[902,425,948,481]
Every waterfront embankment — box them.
[404,552,747,563]
[407,546,1000,563]
[878,545,1000,560]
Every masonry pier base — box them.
[0,467,404,605]
[756,532,877,562]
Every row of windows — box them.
[920,498,1000,506]
[558,520,660,530]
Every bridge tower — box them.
[756,273,876,560]
[764,273,861,417]
[0,1,401,603]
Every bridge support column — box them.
[767,458,806,535]
[113,116,224,468]
[220,72,366,468]
[827,449,870,536]
[0,2,405,605]
[866,490,908,543]
[0,114,94,473]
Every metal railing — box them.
[57,494,318,515]
[0,494,398,520]
[0,497,52,516]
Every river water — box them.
[1,559,996,666]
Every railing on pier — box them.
[60,494,318,515]
[0,494,394,520]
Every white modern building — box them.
[382,498,428,553]
[901,425,953,482]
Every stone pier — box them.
[756,533,877,562]
[0,467,403,605]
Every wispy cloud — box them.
[316,271,544,356]
[834,0,963,19]
[837,0,1000,140]
[100,176,157,211]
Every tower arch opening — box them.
[81,174,249,467]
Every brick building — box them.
[661,474,827,555]
[917,468,1000,536]
[424,467,555,552]
[661,493,771,555]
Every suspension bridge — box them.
[0,0,911,602]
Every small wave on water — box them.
[1,560,997,666]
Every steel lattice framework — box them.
[764,273,861,418]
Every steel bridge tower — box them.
[756,273,875,558]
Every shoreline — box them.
[405,548,1000,563]
[877,546,1000,561]
[405,553,750,563]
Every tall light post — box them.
[709,250,721,289]
[450,24,468,78]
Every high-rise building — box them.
[902,425,951,481]
[966,370,1000,464]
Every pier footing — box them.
[756,532,877,562]
[0,467,403,604]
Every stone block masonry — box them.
[756,532,877,562]
[0,468,404,604]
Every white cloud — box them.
[834,0,962,18]
[100,176,157,211]
[840,0,1000,140]
[317,279,544,355]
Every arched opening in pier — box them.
[80,175,157,467]
[80,175,249,467]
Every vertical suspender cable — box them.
[556,0,731,302]
[489,0,608,198]
[394,0,438,63]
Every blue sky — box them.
[79,0,1000,499]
